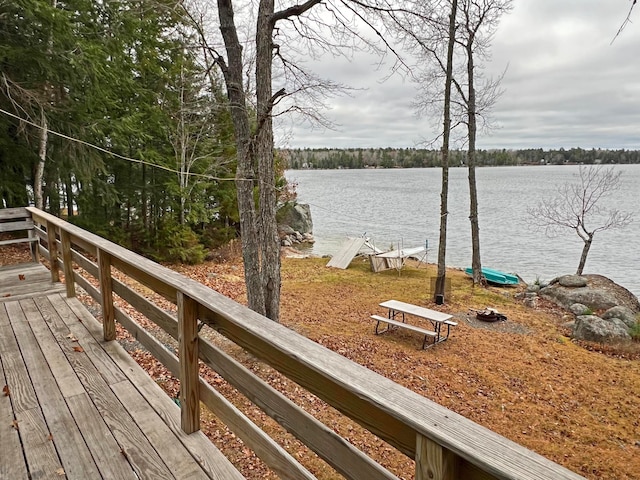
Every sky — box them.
[280,0,640,150]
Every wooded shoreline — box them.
[284,147,640,169]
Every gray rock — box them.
[278,203,313,234]
[602,306,638,328]
[281,238,292,247]
[572,315,630,342]
[611,318,631,332]
[569,303,589,315]
[540,285,619,311]
[278,225,295,236]
[540,274,640,314]
[526,284,541,293]
[558,275,588,288]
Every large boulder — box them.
[540,274,640,313]
[558,275,588,288]
[569,303,589,315]
[602,306,638,328]
[573,315,631,342]
[278,203,313,235]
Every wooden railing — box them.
[0,207,39,261]
[24,207,585,480]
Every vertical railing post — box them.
[97,248,115,341]
[415,434,457,480]
[178,291,200,434]
[46,223,60,283]
[60,230,76,298]
[27,222,39,262]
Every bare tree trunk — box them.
[65,174,74,217]
[256,0,281,321]
[434,0,458,303]
[35,0,58,211]
[44,167,59,215]
[466,41,483,284]
[576,236,592,275]
[218,0,266,316]
[35,107,48,210]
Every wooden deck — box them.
[0,262,64,302]
[0,264,243,479]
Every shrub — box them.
[146,222,207,265]
[630,319,640,342]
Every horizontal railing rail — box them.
[24,207,584,480]
[0,207,38,261]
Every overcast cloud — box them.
[280,0,640,150]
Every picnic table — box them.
[371,299,457,349]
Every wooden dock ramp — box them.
[326,237,366,269]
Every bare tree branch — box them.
[528,165,633,274]
[611,0,637,44]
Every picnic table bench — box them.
[372,299,457,349]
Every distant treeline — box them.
[283,147,640,169]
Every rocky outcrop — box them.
[558,275,588,288]
[540,274,640,312]
[278,203,313,234]
[602,305,637,329]
[537,274,639,343]
[573,315,631,342]
[277,202,314,247]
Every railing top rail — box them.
[25,207,584,480]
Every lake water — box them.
[285,165,640,298]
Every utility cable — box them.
[0,106,238,182]
[300,200,431,241]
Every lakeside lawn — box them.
[276,257,640,480]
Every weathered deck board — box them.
[7,300,103,478]
[0,334,30,480]
[0,262,64,301]
[0,292,245,480]
[57,295,246,480]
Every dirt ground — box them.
[3,244,640,479]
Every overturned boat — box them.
[465,267,519,286]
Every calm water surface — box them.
[286,165,640,298]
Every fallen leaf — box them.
[11,420,19,430]
[2,385,9,397]
[56,467,65,476]
[73,346,84,353]
[18,274,25,281]
[2,294,10,298]
[48,433,53,441]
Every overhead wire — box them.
[0,106,239,182]
[299,200,432,243]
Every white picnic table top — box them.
[379,300,453,323]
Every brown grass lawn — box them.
[3,243,639,479]
[275,256,640,480]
